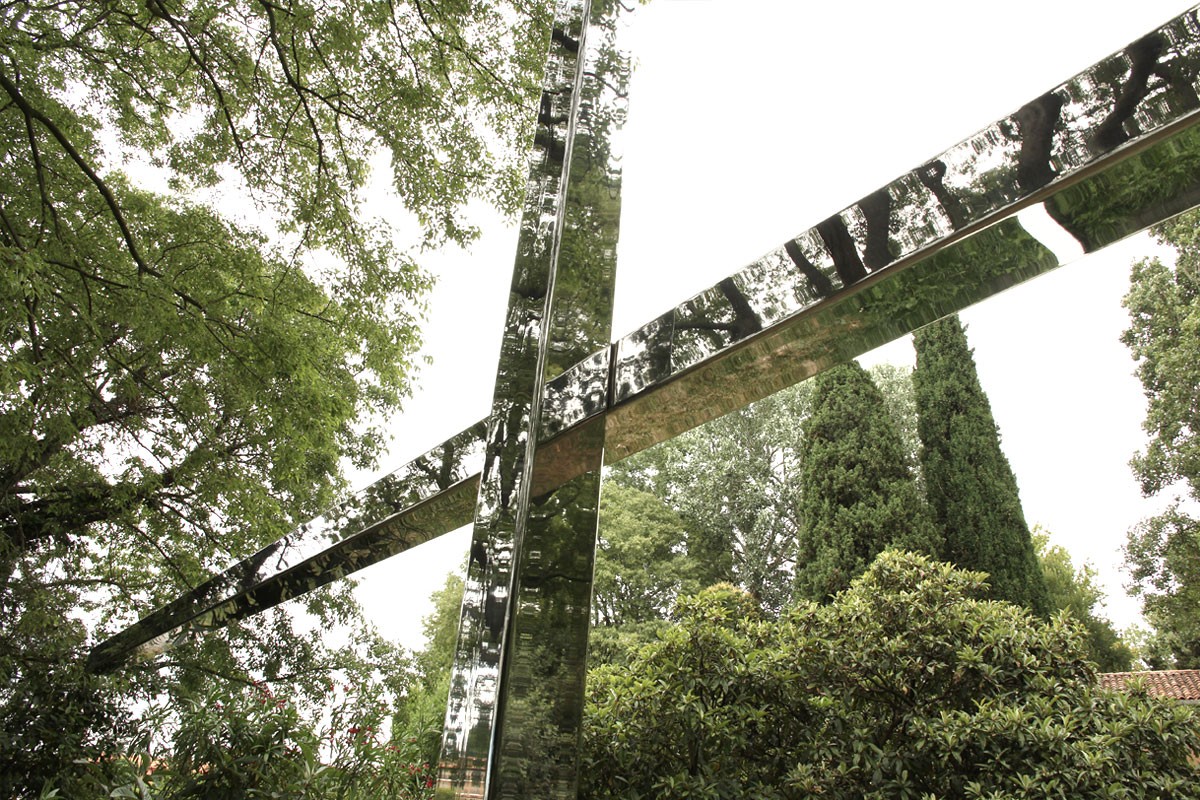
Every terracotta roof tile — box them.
[1099,670,1200,701]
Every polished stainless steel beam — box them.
[90,13,1200,792]
[435,0,630,795]
[96,7,1200,676]
[91,2,1200,673]
[86,421,486,672]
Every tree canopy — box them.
[606,386,808,603]
[0,0,554,794]
[592,483,700,628]
[1123,210,1200,667]
[1034,526,1133,671]
[1,0,549,569]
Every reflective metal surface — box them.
[437,1,630,796]
[491,5,628,796]
[599,104,1200,460]
[595,6,1200,460]
[87,421,486,672]
[90,7,1200,798]
[435,0,589,785]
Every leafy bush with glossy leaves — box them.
[582,551,1200,800]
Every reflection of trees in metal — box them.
[1014,92,1065,192]
[607,10,1200,417]
[542,12,629,380]
[91,7,1200,797]
[87,421,486,672]
[439,0,631,797]
[916,160,969,230]
[484,2,631,796]
[1049,124,1200,250]
[784,238,835,298]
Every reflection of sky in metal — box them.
[368,0,1193,646]
[611,2,1195,334]
[96,1,1200,671]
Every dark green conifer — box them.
[794,362,939,601]
[912,315,1050,613]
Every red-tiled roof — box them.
[1099,670,1200,701]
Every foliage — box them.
[1,0,544,253]
[913,314,1050,613]
[581,550,1200,800]
[793,362,938,601]
[1122,210,1200,666]
[608,364,918,612]
[80,680,437,800]
[1125,506,1200,668]
[607,383,811,607]
[392,570,465,771]
[592,483,700,627]
[1,526,430,796]
[1123,214,1200,500]
[0,559,136,798]
[1033,526,1133,671]
[1,0,551,595]
[1,0,553,794]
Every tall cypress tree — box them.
[912,315,1049,614]
[794,362,939,601]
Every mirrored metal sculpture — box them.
[91,4,1200,798]
[436,1,630,796]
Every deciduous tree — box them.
[0,0,553,793]
[1033,526,1133,671]
[606,386,811,606]
[1123,210,1200,666]
[592,483,699,628]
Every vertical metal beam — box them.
[436,1,631,796]
[84,9,1200,798]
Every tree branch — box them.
[0,64,152,276]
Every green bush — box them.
[86,681,437,800]
[582,551,1200,800]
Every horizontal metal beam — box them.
[87,422,486,672]
[90,5,1200,673]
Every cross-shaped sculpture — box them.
[90,2,1200,798]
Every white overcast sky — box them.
[352,0,1196,649]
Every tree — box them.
[1,0,554,794]
[1033,526,1133,671]
[1123,214,1200,502]
[0,563,136,797]
[57,677,442,799]
[1122,210,1200,667]
[913,314,1050,613]
[393,570,466,772]
[592,483,700,628]
[0,567,428,797]
[583,484,698,666]
[608,364,918,612]
[581,551,1200,800]
[607,385,811,607]
[1,0,549,579]
[1125,506,1200,668]
[793,362,938,601]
